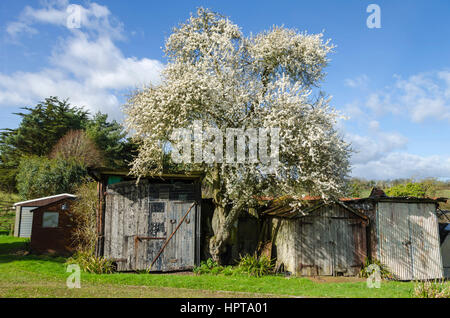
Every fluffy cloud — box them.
[346,128,450,179]
[365,71,450,122]
[346,131,408,165]
[351,152,450,180]
[1,1,164,119]
[7,0,122,39]
[344,74,369,89]
[341,71,450,179]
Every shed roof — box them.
[263,198,368,220]
[88,167,204,182]
[14,194,76,207]
[30,196,76,212]
[345,196,447,204]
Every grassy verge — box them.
[0,191,19,235]
[0,235,443,298]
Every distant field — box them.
[436,189,450,210]
[0,191,18,235]
[0,235,438,298]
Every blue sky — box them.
[1,0,449,180]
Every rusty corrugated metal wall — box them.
[442,233,450,278]
[377,202,443,280]
[273,204,367,276]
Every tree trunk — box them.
[209,202,245,263]
[208,164,245,264]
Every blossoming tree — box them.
[125,8,350,263]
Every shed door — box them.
[133,200,196,272]
[408,204,443,280]
[315,218,334,276]
[378,202,413,280]
[298,219,318,275]
[332,219,352,275]
[377,202,443,280]
[297,215,366,276]
[331,219,366,276]
[298,217,334,276]
[164,201,196,271]
[19,207,34,238]
[132,201,167,271]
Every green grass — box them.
[0,211,16,235]
[0,191,20,203]
[0,235,29,254]
[0,235,436,298]
[0,191,18,235]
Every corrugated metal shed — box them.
[347,192,446,280]
[261,200,368,277]
[13,194,76,238]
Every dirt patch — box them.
[0,281,288,298]
[306,276,366,283]
[162,271,195,276]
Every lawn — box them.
[0,235,434,298]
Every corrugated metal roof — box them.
[88,167,204,181]
[262,198,368,220]
[346,196,447,204]
[14,193,76,207]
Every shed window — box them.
[42,212,59,228]
[150,202,165,213]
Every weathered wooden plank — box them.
[315,212,331,275]
[103,180,201,272]
[164,201,176,271]
[299,217,315,276]
[104,192,112,257]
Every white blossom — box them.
[125,8,350,229]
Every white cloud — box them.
[1,1,164,119]
[6,21,38,37]
[346,127,450,180]
[346,131,408,165]
[344,74,369,89]
[351,152,450,180]
[368,120,379,130]
[364,71,450,122]
[341,71,450,180]
[7,0,123,39]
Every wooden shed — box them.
[30,196,76,255]
[90,168,203,272]
[261,199,368,277]
[346,190,446,280]
[13,194,76,238]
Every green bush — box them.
[236,254,274,277]
[385,183,427,198]
[16,156,88,199]
[194,255,274,277]
[71,182,98,253]
[66,251,114,274]
[193,258,225,275]
[414,280,450,298]
[359,258,394,280]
